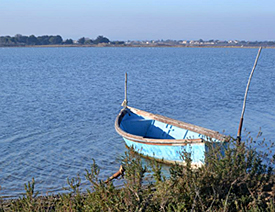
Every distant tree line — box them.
[0,34,116,46]
[2,34,273,47]
[77,35,111,45]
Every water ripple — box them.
[0,47,274,197]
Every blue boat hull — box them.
[115,106,228,167]
[123,137,206,166]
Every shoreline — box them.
[1,44,274,49]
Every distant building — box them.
[204,42,215,45]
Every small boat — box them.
[115,73,228,167]
[116,47,262,167]
[115,105,228,167]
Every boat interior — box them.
[120,109,202,140]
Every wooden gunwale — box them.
[115,106,228,145]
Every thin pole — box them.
[125,72,127,104]
[237,47,262,144]
[121,73,128,107]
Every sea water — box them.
[0,47,274,197]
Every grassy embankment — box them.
[1,136,275,211]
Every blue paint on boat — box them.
[123,137,205,164]
[115,106,228,166]
[120,108,205,140]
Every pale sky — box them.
[0,0,274,41]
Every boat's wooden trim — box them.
[127,106,227,141]
[115,106,229,145]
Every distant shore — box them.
[1,35,274,48]
[1,44,274,48]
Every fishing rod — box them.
[236,47,262,144]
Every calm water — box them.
[0,47,274,197]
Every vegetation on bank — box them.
[0,35,113,47]
[1,34,275,48]
[1,137,275,211]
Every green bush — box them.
[1,137,274,211]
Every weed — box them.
[1,136,275,211]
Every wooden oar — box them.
[105,165,125,183]
[237,47,262,144]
